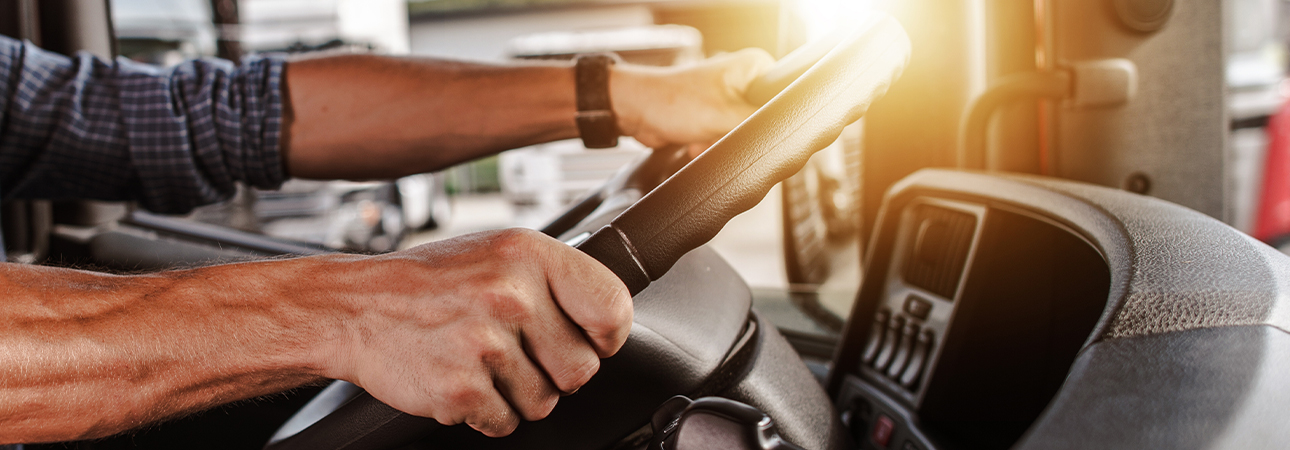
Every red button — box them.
[872,414,895,448]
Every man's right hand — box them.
[303,228,633,437]
[0,227,629,444]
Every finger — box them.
[455,383,522,438]
[540,238,634,358]
[488,338,563,420]
[721,47,776,96]
[518,288,604,394]
[466,389,521,438]
[417,369,523,438]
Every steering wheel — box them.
[265,14,911,450]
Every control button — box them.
[903,295,932,320]
[862,309,891,364]
[886,322,920,379]
[899,330,936,389]
[872,415,895,448]
[843,397,875,444]
[873,315,906,371]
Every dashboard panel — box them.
[856,198,983,406]
[831,191,1110,450]
[822,169,1290,450]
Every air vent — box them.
[901,205,976,299]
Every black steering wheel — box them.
[265,14,911,450]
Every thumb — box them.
[715,48,775,99]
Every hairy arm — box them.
[0,229,632,444]
[0,259,328,442]
[283,49,772,179]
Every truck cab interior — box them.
[4,1,1290,450]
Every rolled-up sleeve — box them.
[0,36,286,214]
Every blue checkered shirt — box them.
[0,35,286,214]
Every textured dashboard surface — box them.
[1016,325,1290,450]
[1004,174,1290,340]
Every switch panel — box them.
[857,198,983,403]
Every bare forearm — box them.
[0,260,337,443]
[0,229,634,443]
[281,50,771,181]
[284,55,581,179]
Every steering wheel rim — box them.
[265,14,910,450]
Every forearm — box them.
[284,55,582,179]
[280,50,769,181]
[0,229,635,443]
[0,259,342,443]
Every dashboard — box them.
[829,180,1112,450]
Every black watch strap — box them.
[575,53,620,149]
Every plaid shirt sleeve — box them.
[0,35,287,214]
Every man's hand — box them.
[308,228,632,437]
[0,228,630,443]
[611,48,775,152]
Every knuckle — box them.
[520,391,560,421]
[474,270,510,294]
[470,327,509,363]
[583,282,633,353]
[470,408,519,437]
[482,284,535,321]
[551,354,600,393]
[421,382,471,425]
[607,284,633,324]
[491,228,540,259]
[445,383,489,409]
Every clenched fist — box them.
[308,228,633,436]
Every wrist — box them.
[214,255,362,381]
[286,255,368,380]
[608,64,648,140]
[574,54,622,148]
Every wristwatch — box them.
[574,53,621,149]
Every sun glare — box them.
[793,0,875,41]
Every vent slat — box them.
[902,205,976,299]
